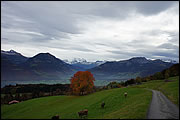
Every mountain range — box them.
[1,50,28,64]
[1,50,176,85]
[88,57,174,82]
[1,50,77,82]
[63,58,106,70]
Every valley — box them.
[1,50,176,87]
[1,76,179,119]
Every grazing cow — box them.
[124,92,127,98]
[51,115,59,119]
[78,109,88,118]
[164,79,172,82]
[8,100,19,105]
[101,101,105,108]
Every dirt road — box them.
[147,89,179,119]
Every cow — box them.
[51,115,59,119]
[8,100,19,105]
[78,109,88,118]
[124,92,127,98]
[101,101,105,108]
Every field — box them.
[133,76,179,105]
[1,87,152,119]
[1,76,179,119]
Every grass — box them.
[158,76,179,105]
[1,76,179,119]
[133,76,179,105]
[1,87,152,119]
[1,94,5,98]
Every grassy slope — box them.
[157,76,179,105]
[1,87,152,119]
[133,76,179,105]
[1,76,178,119]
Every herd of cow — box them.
[51,92,128,119]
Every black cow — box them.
[78,109,88,118]
[51,115,59,119]
[101,101,105,108]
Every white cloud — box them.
[1,1,179,62]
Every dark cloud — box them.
[107,44,179,61]
[1,1,179,62]
[107,50,147,57]
[134,1,177,15]
[158,43,179,50]
[166,32,179,43]
[85,1,176,18]
[1,38,8,40]
[70,47,95,53]
[145,48,178,61]
[1,1,81,40]
[95,42,109,46]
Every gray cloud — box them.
[107,42,179,61]
[152,52,178,58]
[1,1,179,62]
[134,1,177,15]
[158,43,179,50]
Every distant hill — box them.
[1,54,34,82]
[1,50,28,64]
[22,53,75,73]
[1,55,20,81]
[161,63,179,78]
[88,57,174,81]
[1,51,78,82]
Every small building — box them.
[8,100,19,105]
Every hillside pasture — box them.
[2,76,179,119]
[133,76,179,105]
[1,87,152,119]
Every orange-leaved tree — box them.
[70,71,95,96]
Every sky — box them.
[1,1,179,62]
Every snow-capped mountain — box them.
[63,58,106,70]
[63,58,106,65]
[161,59,178,64]
[70,58,91,65]
[94,60,107,65]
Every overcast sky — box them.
[1,1,179,62]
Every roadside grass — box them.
[1,87,152,119]
[133,76,179,105]
[158,76,179,105]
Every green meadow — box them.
[1,76,179,119]
[133,76,179,105]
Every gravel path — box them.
[147,89,179,119]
